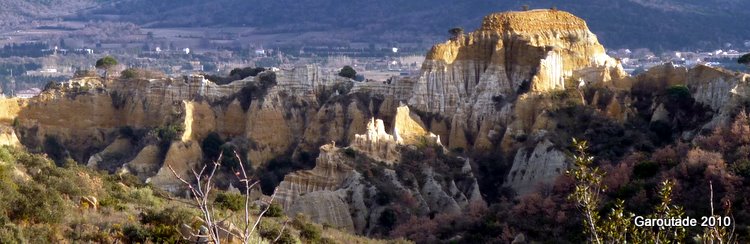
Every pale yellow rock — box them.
[182,101,216,142]
[0,125,20,147]
[634,63,688,92]
[0,98,25,124]
[87,138,134,168]
[353,118,399,164]
[215,100,246,137]
[393,105,429,145]
[412,9,617,115]
[148,141,203,194]
[125,145,162,180]
[245,102,294,167]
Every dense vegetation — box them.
[0,145,378,243]
[338,66,357,79]
[0,43,48,58]
[740,53,750,65]
[0,145,182,242]
[205,66,266,85]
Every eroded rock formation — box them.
[0,9,749,235]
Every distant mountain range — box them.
[3,0,749,51]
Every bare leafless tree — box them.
[169,151,278,244]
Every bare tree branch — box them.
[168,149,276,244]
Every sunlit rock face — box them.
[405,9,630,154]
[634,63,688,92]
[409,9,620,115]
[393,105,439,145]
[687,65,746,111]
[684,65,750,130]
[0,126,20,147]
[353,118,399,164]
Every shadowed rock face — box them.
[274,142,484,235]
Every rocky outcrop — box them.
[504,139,567,195]
[353,118,399,164]
[275,142,484,234]
[410,9,621,114]
[147,141,203,194]
[687,65,748,111]
[393,105,433,145]
[275,144,355,230]
[87,138,135,170]
[121,145,161,181]
[0,126,20,147]
[287,190,355,231]
[634,63,688,92]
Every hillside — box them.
[86,0,750,50]
[0,0,101,27]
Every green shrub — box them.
[229,67,266,79]
[155,124,184,142]
[374,191,392,205]
[320,237,337,244]
[731,159,750,178]
[140,206,194,226]
[120,68,138,79]
[98,196,124,210]
[259,71,277,87]
[215,192,244,211]
[259,221,296,244]
[149,224,182,243]
[338,66,356,79]
[0,146,13,163]
[219,144,245,170]
[130,187,162,206]
[0,223,25,243]
[123,225,150,243]
[266,203,284,217]
[299,222,322,242]
[11,184,65,224]
[343,148,356,158]
[666,85,691,101]
[154,124,184,156]
[632,161,660,179]
[22,225,58,244]
[118,126,137,140]
[739,53,750,65]
[201,132,224,161]
[43,81,61,91]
